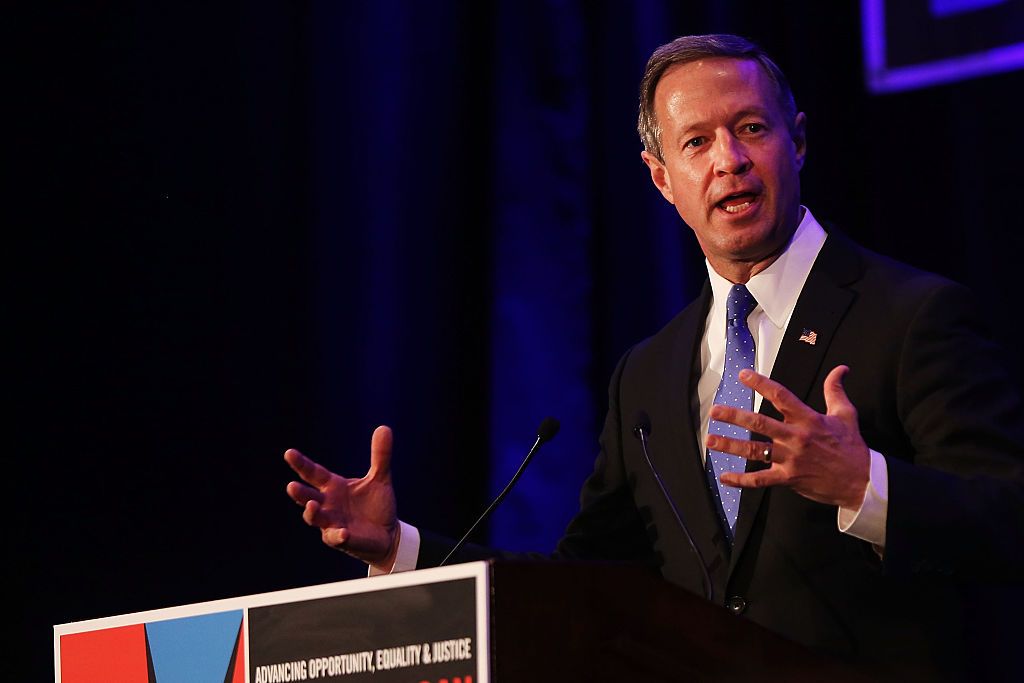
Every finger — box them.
[720,468,788,489]
[284,448,334,488]
[286,480,323,507]
[706,434,775,463]
[302,499,321,526]
[708,404,788,440]
[322,526,350,548]
[303,499,345,532]
[823,365,857,420]
[738,369,813,420]
[367,425,393,481]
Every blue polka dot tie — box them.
[707,284,758,542]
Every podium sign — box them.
[54,562,489,683]
[57,559,873,682]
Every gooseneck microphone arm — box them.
[439,417,560,567]
[632,410,714,602]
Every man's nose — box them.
[712,134,751,175]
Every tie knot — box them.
[726,284,757,323]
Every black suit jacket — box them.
[423,230,1024,681]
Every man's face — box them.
[641,57,806,281]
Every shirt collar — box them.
[705,206,828,329]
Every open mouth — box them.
[716,192,759,215]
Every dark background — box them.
[13,1,1024,679]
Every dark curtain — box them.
[14,0,1024,678]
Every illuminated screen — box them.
[862,0,1024,92]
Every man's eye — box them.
[743,123,765,134]
[685,136,706,148]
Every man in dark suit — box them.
[285,34,1024,680]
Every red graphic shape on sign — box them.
[230,621,246,683]
[60,624,149,683]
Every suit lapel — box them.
[728,233,863,575]
[652,283,733,587]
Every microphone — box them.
[632,410,713,602]
[439,417,560,567]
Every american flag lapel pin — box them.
[798,328,818,345]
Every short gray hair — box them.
[637,34,797,162]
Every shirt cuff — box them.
[837,449,888,549]
[367,520,421,576]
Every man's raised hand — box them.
[705,365,871,508]
[284,425,400,572]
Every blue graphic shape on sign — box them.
[146,610,242,683]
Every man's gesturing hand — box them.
[706,365,870,508]
[284,425,400,572]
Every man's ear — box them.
[792,112,807,170]
[641,150,674,204]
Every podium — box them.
[54,560,870,682]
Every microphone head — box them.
[632,410,652,439]
[537,416,560,443]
